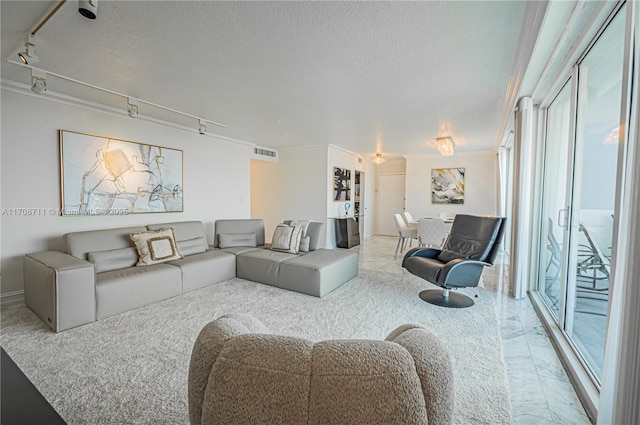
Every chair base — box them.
[419,288,474,308]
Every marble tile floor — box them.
[353,235,591,424]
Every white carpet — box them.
[1,268,512,424]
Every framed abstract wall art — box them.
[333,167,351,201]
[59,130,183,216]
[431,168,465,204]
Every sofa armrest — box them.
[24,251,96,332]
[189,314,270,425]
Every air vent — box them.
[252,146,279,162]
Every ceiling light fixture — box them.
[436,137,455,156]
[372,152,386,165]
[78,0,98,20]
[31,76,46,94]
[30,68,47,94]
[198,119,207,135]
[127,98,139,118]
[18,34,39,65]
[10,2,68,67]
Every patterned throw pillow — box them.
[271,224,304,254]
[130,228,183,266]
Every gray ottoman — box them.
[279,249,359,297]
[236,249,298,286]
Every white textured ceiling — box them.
[1,1,527,157]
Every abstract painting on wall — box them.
[333,167,351,201]
[431,168,465,204]
[59,130,183,216]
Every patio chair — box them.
[576,223,610,291]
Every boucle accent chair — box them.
[189,314,454,425]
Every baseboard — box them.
[1,291,24,306]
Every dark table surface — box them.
[1,347,66,425]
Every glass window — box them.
[565,6,626,382]
[538,80,572,319]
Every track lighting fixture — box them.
[18,34,39,65]
[31,77,46,94]
[30,69,47,94]
[9,0,224,132]
[78,0,98,20]
[127,99,138,118]
[198,119,207,135]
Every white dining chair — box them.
[417,217,447,248]
[438,212,457,223]
[393,213,418,259]
[403,211,418,227]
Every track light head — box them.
[31,77,46,94]
[18,34,39,65]
[198,119,207,135]
[78,0,98,19]
[30,69,47,94]
[127,99,138,118]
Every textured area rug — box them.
[1,268,512,424]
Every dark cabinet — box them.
[335,218,360,248]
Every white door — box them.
[377,174,406,236]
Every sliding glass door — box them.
[536,5,626,384]
[539,81,572,318]
[566,7,625,380]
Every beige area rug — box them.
[1,268,512,424]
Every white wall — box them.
[1,88,252,295]
[361,159,376,238]
[251,145,369,248]
[405,153,498,218]
[250,146,327,243]
[376,157,407,174]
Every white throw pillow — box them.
[271,224,304,254]
[290,219,311,236]
[130,228,183,266]
[290,219,312,251]
[299,236,311,252]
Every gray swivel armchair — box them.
[402,214,506,308]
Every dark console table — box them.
[332,217,360,248]
[1,348,66,424]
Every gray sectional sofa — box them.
[23,219,359,332]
